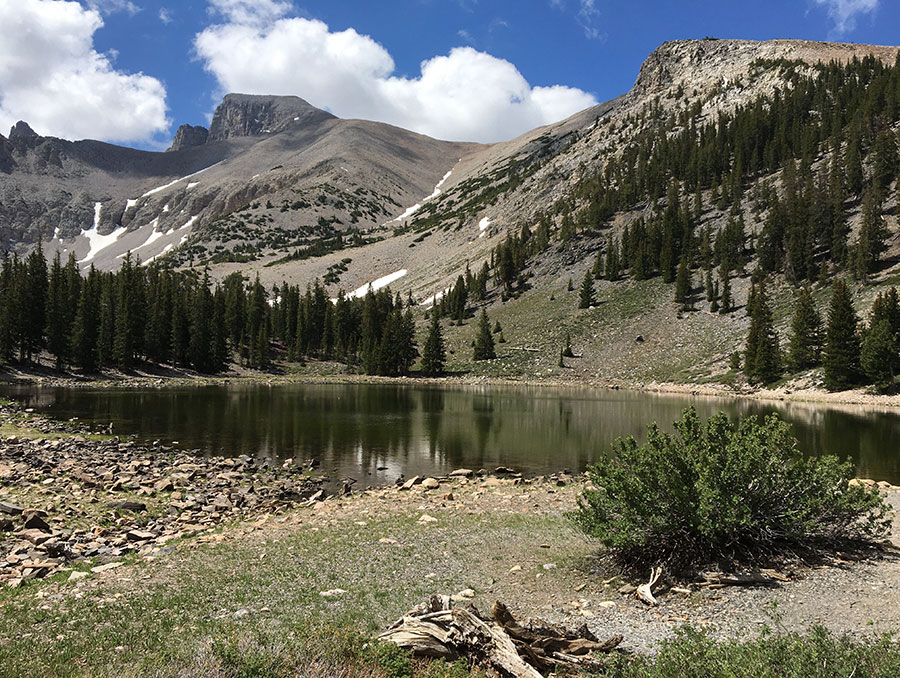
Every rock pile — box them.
[0,434,326,588]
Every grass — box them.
[592,626,900,678]
[0,490,583,677]
[0,422,111,442]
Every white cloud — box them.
[159,7,172,24]
[195,13,596,143]
[813,0,878,33]
[0,0,169,143]
[84,0,140,15]
[207,0,292,26]
[577,0,604,40]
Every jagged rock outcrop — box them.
[9,121,38,139]
[206,93,335,141]
[167,124,209,152]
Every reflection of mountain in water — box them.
[3,383,900,486]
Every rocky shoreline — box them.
[0,402,332,589]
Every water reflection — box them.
[3,383,900,485]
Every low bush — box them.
[571,407,889,574]
[593,626,900,678]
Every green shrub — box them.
[593,626,900,678]
[571,408,889,574]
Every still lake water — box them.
[3,382,900,485]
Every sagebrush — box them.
[572,407,889,574]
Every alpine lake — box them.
[3,381,900,486]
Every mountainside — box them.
[0,93,477,270]
[4,37,900,389]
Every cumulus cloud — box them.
[813,0,879,34]
[159,7,173,24]
[0,0,169,143]
[195,12,596,143]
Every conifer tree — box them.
[604,237,620,281]
[743,281,781,384]
[592,248,604,279]
[704,268,715,302]
[823,279,861,391]
[674,256,691,309]
[473,309,496,361]
[578,269,595,309]
[719,269,732,314]
[70,268,100,371]
[421,313,446,377]
[788,287,823,370]
[45,252,69,368]
[861,316,897,391]
[845,131,864,198]
[872,128,899,195]
[856,189,889,278]
[97,277,115,367]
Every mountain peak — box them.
[167,124,209,152]
[9,121,38,139]
[207,93,336,142]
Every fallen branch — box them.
[698,569,788,588]
[379,595,622,676]
[636,566,662,606]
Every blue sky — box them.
[0,0,896,148]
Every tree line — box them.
[743,277,900,392]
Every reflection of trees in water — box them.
[7,383,900,484]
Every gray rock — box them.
[9,121,38,139]
[0,501,23,516]
[166,124,209,152]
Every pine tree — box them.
[578,269,595,309]
[845,131,864,198]
[674,256,691,309]
[70,268,100,371]
[823,279,861,391]
[788,287,823,370]
[21,240,47,362]
[872,129,899,195]
[861,316,897,391]
[45,252,69,368]
[562,332,574,358]
[97,276,115,367]
[856,189,889,278]
[719,269,732,314]
[421,313,446,377]
[604,237,620,281]
[473,309,496,361]
[743,281,781,384]
[592,248,604,279]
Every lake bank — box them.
[3,362,899,411]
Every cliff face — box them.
[206,93,336,142]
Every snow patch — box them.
[186,182,199,190]
[162,204,170,213]
[422,287,451,308]
[479,217,491,232]
[346,269,408,300]
[126,199,139,211]
[180,215,198,230]
[389,166,455,223]
[78,202,127,264]
[142,243,173,266]
[141,162,222,198]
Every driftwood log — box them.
[378,595,623,677]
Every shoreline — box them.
[3,364,900,412]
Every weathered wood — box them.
[699,570,788,587]
[636,566,662,606]
[381,597,622,676]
